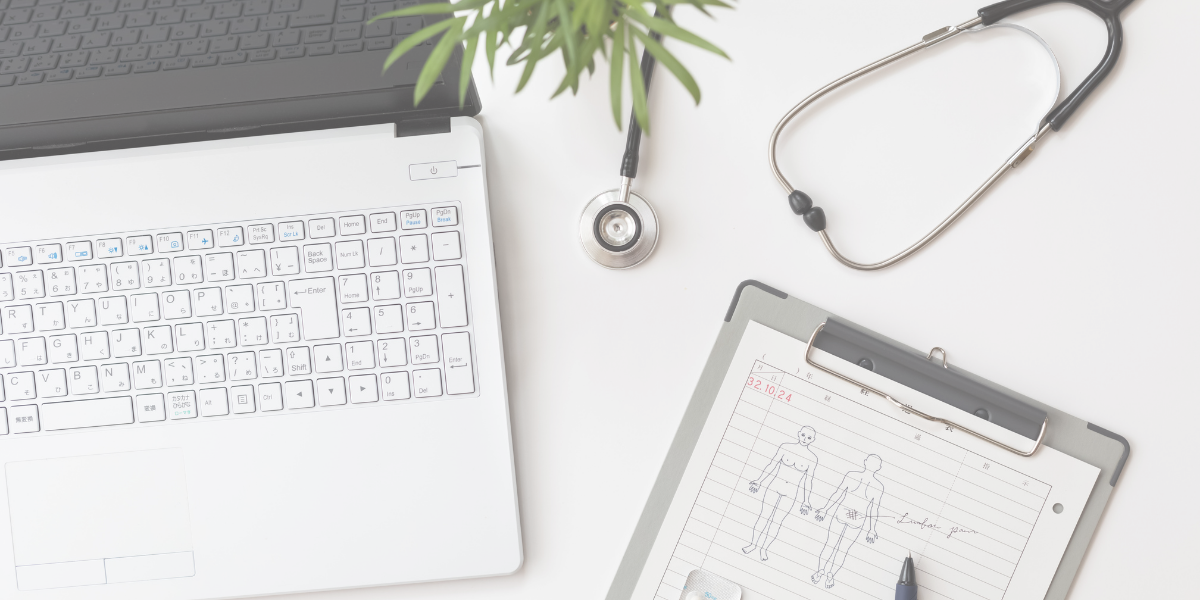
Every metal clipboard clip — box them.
[805,321,1047,457]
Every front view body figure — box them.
[742,426,819,561]
[812,454,885,589]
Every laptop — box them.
[0,0,521,598]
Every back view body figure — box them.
[812,454,885,589]
[742,426,819,561]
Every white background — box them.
[290,0,1197,599]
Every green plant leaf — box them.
[609,19,625,129]
[459,34,479,106]
[625,4,729,59]
[631,26,700,104]
[484,27,499,78]
[627,25,650,135]
[369,0,491,23]
[383,17,455,72]
[414,17,466,105]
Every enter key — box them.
[441,332,474,394]
[289,277,340,340]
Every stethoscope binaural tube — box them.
[771,0,1136,271]
[579,23,662,269]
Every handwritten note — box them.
[629,322,1099,600]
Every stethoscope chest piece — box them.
[579,188,659,269]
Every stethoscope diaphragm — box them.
[579,188,659,269]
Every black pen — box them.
[896,553,917,600]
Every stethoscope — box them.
[769,0,1136,270]
[579,31,663,269]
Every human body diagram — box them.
[742,426,819,561]
[811,454,886,589]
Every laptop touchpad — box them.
[6,449,195,591]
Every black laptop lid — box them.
[0,0,478,160]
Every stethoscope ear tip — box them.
[579,188,659,269]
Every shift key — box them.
[434,265,468,327]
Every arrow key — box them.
[313,343,343,373]
[285,380,314,409]
[348,374,378,404]
[317,376,346,406]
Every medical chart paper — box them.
[629,322,1099,600]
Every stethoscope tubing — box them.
[769,17,1066,270]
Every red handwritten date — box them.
[746,376,793,402]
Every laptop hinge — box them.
[395,117,451,138]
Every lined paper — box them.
[630,322,1098,600]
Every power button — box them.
[409,160,458,181]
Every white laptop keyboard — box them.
[0,204,476,435]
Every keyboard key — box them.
[345,341,374,370]
[442,332,474,394]
[277,222,302,240]
[377,337,406,367]
[412,368,442,398]
[136,393,166,422]
[316,377,345,406]
[256,281,286,311]
[260,348,285,377]
[205,253,234,281]
[432,207,458,227]
[340,306,369,336]
[306,41,332,56]
[259,382,283,411]
[138,59,166,73]
[9,404,40,433]
[337,273,367,303]
[248,224,274,244]
[431,231,461,260]
[103,63,132,76]
[190,53,216,67]
[399,234,428,263]
[268,313,299,343]
[334,240,364,269]
[313,343,342,373]
[288,276,338,339]
[36,244,62,263]
[309,218,335,238]
[380,371,410,400]
[230,384,255,413]
[167,390,197,419]
[434,265,468,327]
[336,40,361,53]
[236,249,267,278]
[401,209,427,229]
[162,56,188,69]
[5,246,32,265]
[409,335,437,365]
[270,246,300,276]
[374,304,403,334]
[369,212,396,233]
[217,227,244,246]
[348,374,378,403]
[187,229,214,250]
[198,387,228,416]
[4,304,34,333]
[366,237,397,267]
[286,346,311,375]
[371,271,400,301]
[225,284,254,313]
[406,301,434,331]
[218,50,245,64]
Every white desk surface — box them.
[290,1,1196,599]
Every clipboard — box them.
[606,280,1128,600]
